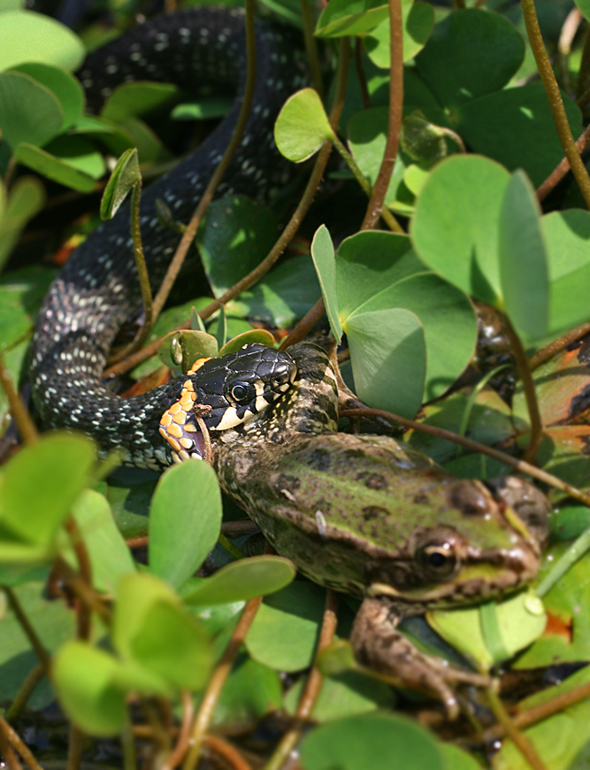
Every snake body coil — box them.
[30,7,306,467]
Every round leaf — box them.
[183,555,296,606]
[10,62,84,130]
[300,712,444,770]
[346,307,426,418]
[0,11,85,71]
[218,329,275,355]
[14,143,97,193]
[158,329,218,371]
[0,71,63,149]
[149,460,222,590]
[411,154,510,305]
[499,170,548,340]
[274,88,334,163]
[315,0,389,37]
[53,642,127,737]
[310,224,342,342]
[364,0,435,66]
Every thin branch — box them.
[503,315,543,464]
[263,591,338,770]
[576,25,590,99]
[182,597,263,770]
[280,297,327,350]
[0,725,23,770]
[66,726,85,770]
[4,588,50,674]
[0,716,44,770]
[203,735,252,770]
[528,321,590,370]
[340,407,590,508]
[360,0,403,229]
[0,353,38,445]
[105,38,352,380]
[521,0,590,209]
[354,38,371,109]
[65,518,93,641]
[485,688,548,770]
[536,123,590,202]
[300,0,324,99]
[161,692,193,770]
[5,664,45,722]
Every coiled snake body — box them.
[30,7,306,467]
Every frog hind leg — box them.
[350,597,491,719]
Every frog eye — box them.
[417,542,457,579]
[228,380,255,405]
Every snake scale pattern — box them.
[30,7,306,468]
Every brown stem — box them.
[528,321,590,370]
[149,0,258,324]
[181,597,263,770]
[300,0,324,100]
[485,689,548,770]
[521,0,590,209]
[355,38,371,110]
[0,353,38,445]
[263,591,338,770]
[361,0,403,229]
[280,298,326,350]
[0,725,23,770]
[0,717,44,770]
[161,692,194,770]
[203,735,252,770]
[3,588,50,674]
[576,26,590,99]
[105,38,352,380]
[5,664,45,722]
[340,407,590,508]
[536,123,590,202]
[503,315,543,464]
[65,518,93,641]
[66,726,85,770]
[58,561,111,626]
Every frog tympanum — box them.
[212,342,547,716]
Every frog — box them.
[211,341,547,717]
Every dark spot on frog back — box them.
[307,448,332,471]
[276,473,301,493]
[356,471,388,491]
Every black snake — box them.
[30,6,307,466]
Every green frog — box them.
[212,341,546,717]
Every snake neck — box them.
[30,8,306,468]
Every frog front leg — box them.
[350,596,491,719]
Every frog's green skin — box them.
[213,341,543,715]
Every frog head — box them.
[364,480,541,608]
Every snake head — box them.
[159,344,297,462]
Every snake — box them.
[30,6,307,465]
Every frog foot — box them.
[350,597,492,719]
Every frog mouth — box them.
[367,541,540,604]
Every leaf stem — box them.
[0,722,23,770]
[536,525,590,596]
[521,0,590,209]
[182,597,263,770]
[3,588,50,674]
[339,407,590,508]
[263,591,338,770]
[161,691,193,770]
[300,0,323,99]
[0,716,44,770]
[149,0,258,325]
[485,688,548,770]
[65,517,93,641]
[536,123,590,202]
[0,353,38,445]
[5,663,45,722]
[528,321,590,370]
[121,720,137,770]
[360,0,403,229]
[502,314,543,464]
[66,726,85,770]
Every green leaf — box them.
[576,0,590,21]
[197,195,279,296]
[542,209,590,335]
[65,490,136,594]
[171,95,233,120]
[345,307,426,418]
[14,143,97,193]
[100,148,141,220]
[0,71,63,149]
[245,582,326,672]
[310,225,342,342]
[415,9,524,108]
[0,11,85,71]
[158,329,218,371]
[218,329,275,355]
[498,170,548,340]
[300,712,444,770]
[53,642,127,737]
[274,88,334,162]
[149,460,222,590]
[215,305,228,350]
[183,556,296,606]
[411,154,510,305]
[315,0,389,37]
[101,81,179,122]
[9,62,84,130]
[0,433,96,559]
[0,178,46,269]
[44,135,106,179]
[364,0,434,66]
[114,573,213,693]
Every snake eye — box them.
[229,380,255,405]
[416,542,457,580]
